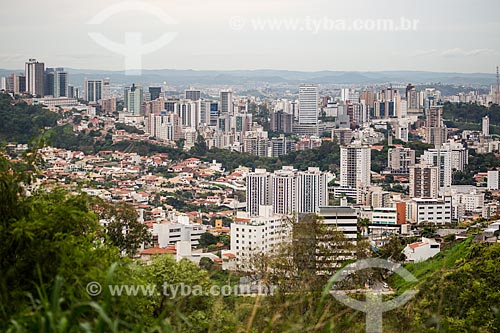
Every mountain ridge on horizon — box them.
[0,68,496,86]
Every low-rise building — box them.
[408,197,453,224]
[403,237,440,262]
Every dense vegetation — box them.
[0,94,59,143]
[443,102,500,135]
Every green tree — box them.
[199,232,218,248]
[90,199,152,257]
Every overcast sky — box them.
[1,0,499,73]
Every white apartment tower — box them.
[483,116,490,136]
[340,145,371,189]
[296,167,331,213]
[246,167,332,216]
[298,84,319,125]
[246,169,271,216]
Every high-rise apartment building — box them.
[482,116,490,136]
[340,145,371,189]
[487,170,500,190]
[5,73,26,94]
[246,169,271,216]
[296,167,331,213]
[425,106,447,146]
[271,110,293,133]
[271,166,297,215]
[246,167,332,216]
[409,164,440,198]
[174,100,199,129]
[25,59,45,97]
[230,206,290,270]
[124,84,144,115]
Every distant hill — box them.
[0,68,496,87]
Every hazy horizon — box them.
[1,0,499,74]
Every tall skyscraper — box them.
[409,164,440,198]
[174,100,199,129]
[149,87,162,101]
[482,116,490,136]
[220,90,233,114]
[296,167,331,213]
[185,89,201,101]
[271,166,297,215]
[246,169,271,216]
[45,68,68,98]
[124,84,144,115]
[298,84,318,125]
[84,79,103,103]
[425,106,447,146]
[340,145,371,189]
[25,59,45,97]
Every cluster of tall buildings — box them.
[246,166,333,216]
[1,59,74,98]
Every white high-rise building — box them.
[298,84,318,125]
[246,166,332,216]
[340,145,371,189]
[482,116,490,136]
[421,141,468,189]
[296,167,331,213]
[270,166,297,215]
[487,170,500,190]
[175,100,199,129]
[341,88,350,102]
[246,169,271,216]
